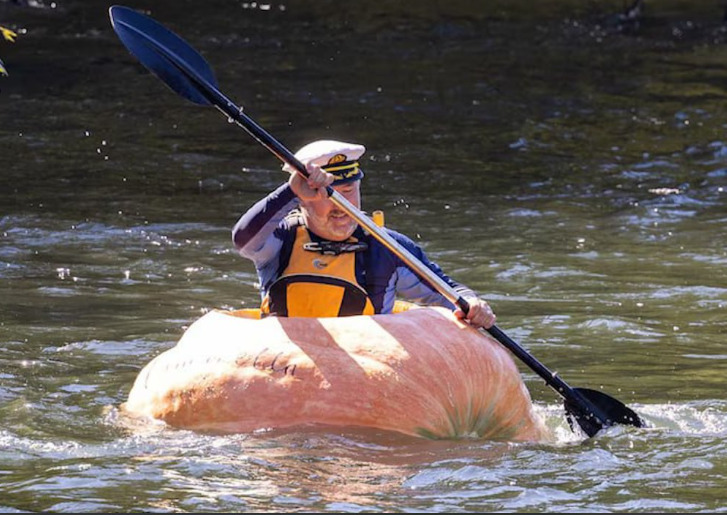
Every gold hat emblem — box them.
[327,153,347,165]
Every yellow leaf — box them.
[1,26,17,43]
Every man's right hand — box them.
[287,162,335,201]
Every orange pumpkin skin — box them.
[123,306,549,441]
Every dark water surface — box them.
[1,0,727,512]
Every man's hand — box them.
[287,162,334,201]
[454,297,496,329]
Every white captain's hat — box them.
[290,139,365,184]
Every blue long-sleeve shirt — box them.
[232,182,476,314]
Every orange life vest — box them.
[261,225,375,317]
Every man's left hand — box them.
[454,297,496,329]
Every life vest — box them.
[261,225,375,317]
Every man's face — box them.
[301,180,361,241]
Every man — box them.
[232,139,496,328]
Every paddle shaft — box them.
[201,74,609,425]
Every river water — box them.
[1,0,726,511]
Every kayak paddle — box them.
[108,5,646,438]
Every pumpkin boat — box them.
[122,302,548,441]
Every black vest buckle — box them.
[303,241,369,256]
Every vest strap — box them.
[302,240,368,255]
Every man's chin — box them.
[327,221,357,241]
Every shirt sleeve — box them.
[388,230,477,309]
[231,182,299,266]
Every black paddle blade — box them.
[565,387,646,437]
[109,5,217,105]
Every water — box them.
[1,0,727,511]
